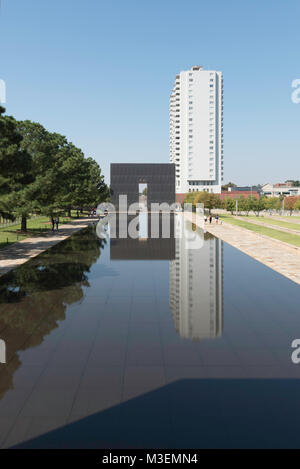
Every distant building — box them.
[221,185,261,199]
[228,186,261,193]
[170,65,223,203]
[220,191,260,200]
[261,183,300,197]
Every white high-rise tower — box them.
[169,215,223,341]
[170,66,223,202]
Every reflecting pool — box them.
[0,214,300,448]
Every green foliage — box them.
[221,182,237,191]
[223,195,268,216]
[223,197,235,214]
[294,198,300,211]
[264,197,281,212]
[184,191,221,214]
[286,180,300,187]
[0,114,109,230]
[0,107,33,223]
[250,196,267,216]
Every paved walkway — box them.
[186,213,300,286]
[0,219,94,277]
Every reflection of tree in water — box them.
[0,227,105,399]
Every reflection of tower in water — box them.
[170,215,223,340]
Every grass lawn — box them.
[0,215,73,250]
[281,216,300,221]
[220,214,300,247]
[245,216,300,232]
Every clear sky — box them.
[0,0,299,186]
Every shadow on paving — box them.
[11,379,300,449]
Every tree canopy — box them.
[184,190,300,217]
[0,108,108,230]
[0,107,32,223]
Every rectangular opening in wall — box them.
[138,183,147,211]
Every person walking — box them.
[204,215,207,223]
[55,217,59,231]
[215,214,219,224]
[50,216,55,231]
[209,215,212,224]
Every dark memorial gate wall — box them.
[110,163,175,210]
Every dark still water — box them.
[0,214,300,448]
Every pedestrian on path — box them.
[209,215,212,224]
[55,217,59,231]
[50,216,55,231]
[215,214,219,224]
[204,215,207,223]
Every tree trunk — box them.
[21,215,27,232]
[68,209,71,217]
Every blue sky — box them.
[0,0,299,185]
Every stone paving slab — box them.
[0,219,94,277]
[186,213,300,286]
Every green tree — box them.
[242,197,253,216]
[57,149,108,215]
[222,182,237,191]
[285,180,300,187]
[224,197,235,215]
[17,121,71,217]
[193,191,220,214]
[0,107,33,229]
[264,197,280,214]
[237,195,246,214]
[294,198,300,211]
[183,192,196,205]
[79,157,109,210]
[17,120,109,218]
[250,196,266,217]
